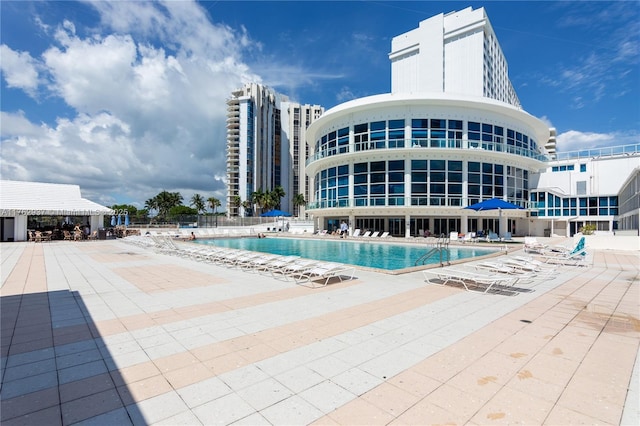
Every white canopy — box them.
[0,180,113,216]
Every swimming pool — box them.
[192,237,498,272]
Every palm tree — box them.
[190,194,206,214]
[293,193,306,216]
[154,190,183,220]
[272,185,286,209]
[251,189,265,215]
[241,200,252,217]
[144,197,158,217]
[207,196,221,214]
[232,195,242,216]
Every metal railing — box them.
[307,138,550,165]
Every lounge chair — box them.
[352,229,361,237]
[486,231,501,242]
[524,237,548,253]
[449,231,459,242]
[469,261,537,284]
[367,231,380,238]
[538,249,589,266]
[360,231,372,238]
[502,232,513,241]
[546,236,586,255]
[461,232,475,243]
[293,262,356,287]
[423,268,518,293]
[273,259,319,280]
[379,231,389,238]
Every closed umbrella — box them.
[124,214,130,227]
[117,215,122,226]
[110,215,116,226]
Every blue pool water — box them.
[193,237,497,271]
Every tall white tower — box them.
[389,6,521,108]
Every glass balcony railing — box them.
[306,197,531,210]
[306,138,550,165]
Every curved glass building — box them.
[306,7,554,237]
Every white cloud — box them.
[0,45,41,96]
[556,129,638,152]
[1,0,263,209]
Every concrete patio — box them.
[1,239,638,425]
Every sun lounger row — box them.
[351,229,390,238]
[122,235,356,287]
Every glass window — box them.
[389,160,404,171]
[412,119,428,128]
[371,121,385,131]
[468,162,480,173]
[354,123,367,133]
[354,163,368,173]
[431,119,446,129]
[580,164,587,172]
[371,161,385,172]
[412,160,427,170]
[449,120,463,130]
[389,119,404,129]
[468,122,480,131]
[431,160,445,170]
[389,172,404,182]
[354,174,367,184]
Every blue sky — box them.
[1,1,638,209]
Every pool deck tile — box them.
[0,239,638,425]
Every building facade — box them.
[304,6,639,237]
[225,83,323,217]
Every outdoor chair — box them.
[293,262,355,287]
[423,267,519,294]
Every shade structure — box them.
[464,198,523,236]
[260,209,292,217]
[124,214,130,227]
[110,215,116,226]
[464,198,524,211]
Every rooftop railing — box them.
[553,143,640,161]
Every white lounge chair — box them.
[379,231,389,238]
[352,228,361,237]
[423,268,518,294]
[538,249,589,266]
[524,237,547,253]
[367,231,380,238]
[293,262,356,287]
[449,231,459,242]
[360,231,372,238]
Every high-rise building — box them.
[390,7,520,108]
[304,6,639,237]
[225,83,323,217]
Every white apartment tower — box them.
[280,102,324,217]
[226,83,323,217]
[389,6,520,107]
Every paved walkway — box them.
[1,239,638,425]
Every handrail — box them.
[307,138,550,165]
[414,234,451,267]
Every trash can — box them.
[544,229,551,237]
[98,229,107,240]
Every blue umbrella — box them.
[110,215,116,226]
[117,215,122,226]
[464,198,523,236]
[464,198,524,211]
[124,214,130,227]
[260,209,292,217]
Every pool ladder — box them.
[415,234,451,267]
